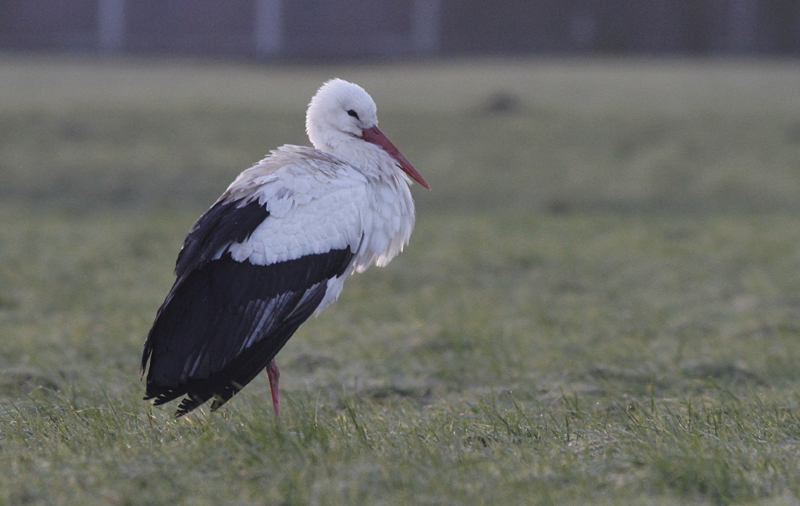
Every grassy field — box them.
[3,55,800,505]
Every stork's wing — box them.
[141,155,367,415]
[143,245,353,416]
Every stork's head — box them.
[306,79,429,189]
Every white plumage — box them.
[141,78,429,417]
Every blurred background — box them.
[2,0,800,215]
[0,0,798,58]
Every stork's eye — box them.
[347,109,359,120]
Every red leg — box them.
[266,358,280,417]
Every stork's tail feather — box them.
[175,394,210,417]
[174,383,242,417]
[144,380,246,417]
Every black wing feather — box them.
[141,195,355,416]
[175,197,270,279]
[143,249,354,415]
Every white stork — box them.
[140,79,429,417]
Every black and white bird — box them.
[141,79,429,417]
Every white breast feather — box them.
[222,145,415,314]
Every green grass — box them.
[3,55,800,504]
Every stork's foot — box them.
[267,359,280,417]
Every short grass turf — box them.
[3,55,800,505]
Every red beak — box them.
[360,126,430,189]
